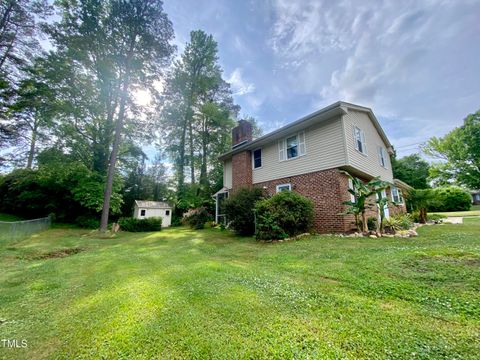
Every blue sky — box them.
[163,0,480,158]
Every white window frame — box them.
[276,183,291,193]
[353,126,367,155]
[252,148,262,169]
[278,131,306,161]
[391,187,404,204]
[378,146,388,169]
[140,209,146,217]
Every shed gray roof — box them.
[134,200,171,209]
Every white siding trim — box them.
[278,139,285,161]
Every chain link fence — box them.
[0,217,51,242]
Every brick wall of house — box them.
[385,187,408,215]
[231,151,252,190]
[254,168,355,233]
[252,168,407,233]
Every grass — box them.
[1,224,479,359]
[432,204,480,217]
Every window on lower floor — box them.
[348,178,356,203]
[253,148,262,169]
[166,210,170,216]
[391,187,403,204]
[140,209,146,216]
[276,183,291,192]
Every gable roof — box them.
[134,200,171,209]
[219,101,393,161]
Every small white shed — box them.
[133,200,172,227]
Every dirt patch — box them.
[28,248,84,260]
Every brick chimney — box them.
[231,120,253,190]
[232,120,253,148]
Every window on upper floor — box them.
[276,183,291,192]
[378,146,388,168]
[166,210,170,216]
[391,187,403,204]
[354,126,367,155]
[140,209,146,216]
[278,131,306,161]
[252,148,262,169]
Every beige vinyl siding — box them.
[342,110,393,182]
[252,116,346,183]
[224,159,232,188]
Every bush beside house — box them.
[224,187,265,236]
[255,191,314,240]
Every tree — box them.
[408,189,436,224]
[0,0,51,154]
[46,0,175,231]
[0,0,51,75]
[423,109,480,189]
[342,173,389,233]
[161,30,238,192]
[8,60,56,168]
[391,153,430,189]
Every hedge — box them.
[118,217,162,232]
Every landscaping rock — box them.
[369,234,377,238]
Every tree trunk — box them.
[189,119,195,184]
[99,57,132,231]
[199,115,208,186]
[419,208,427,224]
[177,112,188,192]
[26,123,37,169]
[362,211,368,233]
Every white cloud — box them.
[269,0,480,155]
[227,68,256,96]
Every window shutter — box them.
[353,127,359,151]
[348,178,355,202]
[298,131,306,155]
[278,139,285,161]
[377,146,382,165]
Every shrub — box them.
[183,207,211,229]
[255,191,314,240]
[75,215,99,229]
[428,186,471,212]
[224,187,265,236]
[383,213,413,232]
[118,217,162,232]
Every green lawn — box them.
[433,204,480,217]
[1,224,479,359]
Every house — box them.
[133,200,172,227]
[470,190,480,205]
[216,101,411,233]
